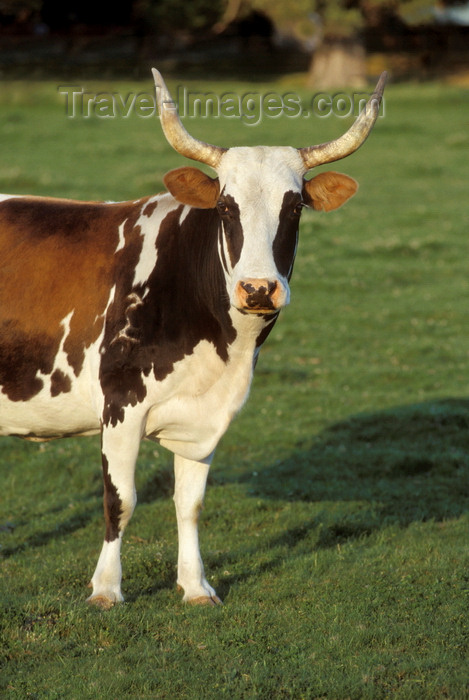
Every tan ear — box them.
[302,172,358,212]
[163,167,220,209]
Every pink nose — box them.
[235,278,284,314]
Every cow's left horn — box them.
[153,68,226,169]
[299,71,387,170]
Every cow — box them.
[0,69,386,607]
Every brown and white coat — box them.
[0,70,386,607]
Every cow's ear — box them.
[302,171,358,212]
[163,167,220,209]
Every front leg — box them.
[174,453,222,605]
[87,421,141,609]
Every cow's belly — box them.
[0,394,100,439]
[0,367,100,439]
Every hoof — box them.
[86,594,117,610]
[188,595,223,606]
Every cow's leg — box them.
[174,453,222,606]
[87,424,141,609]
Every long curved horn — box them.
[152,68,227,169]
[299,71,387,170]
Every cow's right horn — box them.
[153,69,226,169]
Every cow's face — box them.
[164,147,357,315]
[155,68,385,314]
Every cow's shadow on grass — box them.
[234,397,469,522]
[0,436,104,558]
[209,397,469,599]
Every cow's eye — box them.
[217,201,230,216]
[293,201,304,216]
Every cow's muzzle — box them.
[234,278,287,315]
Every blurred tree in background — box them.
[134,0,223,35]
[0,0,223,33]
[243,0,460,85]
[0,0,468,83]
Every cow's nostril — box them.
[267,281,277,296]
[240,281,256,295]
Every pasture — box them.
[1,75,468,698]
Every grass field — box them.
[1,74,469,699]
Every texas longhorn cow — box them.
[0,69,386,607]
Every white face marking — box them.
[216,147,305,307]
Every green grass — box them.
[1,75,469,699]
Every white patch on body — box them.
[115,221,126,252]
[144,312,262,461]
[131,194,179,289]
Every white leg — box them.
[174,453,222,605]
[87,423,141,609]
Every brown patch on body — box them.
[99,202,236,422]
[0,194,152,402]
[50,368,72,396]
[98,209,148,428]
[102,453,123,542]
[142,199,159,218]
[144,205,236,381]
